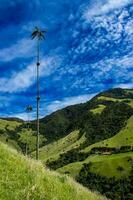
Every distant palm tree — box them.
[31,27,46,160]
[26,105,32,130]
[25,105,33,155]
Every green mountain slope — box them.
[0,119,22,151]
[35,88,133,200]
[0,142,107,200]
[31,130,86,162]
[0,119,44,154]
[57,152,133,178]
[34,88,133,146]
[83,115,133,152]
[1,88,132,155]
[35,88,133,167]
[0,88,133,200]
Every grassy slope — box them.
[97,96,133,106]
[0,119,21,151]
[58,152,133,179]
[0,142,107,200]
[0,119,21,131]
[31,130,86,162]
[83,115,133,153]
[57,115,133,179]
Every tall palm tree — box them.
[31,27,46,160]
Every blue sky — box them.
[0,0,133,119]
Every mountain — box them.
[0,117,24,122]
[29,88,133,145]
[1,88,132,152]
[31,88,133,200]
[0,142,107,200]
[0,88,133,199]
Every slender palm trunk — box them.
[25,143,27,156]
[36,39,40,160]
[26,110,30,156]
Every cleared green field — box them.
[98,96,120,102]
[83,116,133,153]
[0,119,21,131]
[90,105,106,114]
[31,130,87,162]
[0,142,107,200]
[97,96,133,107]
[58,152,133,179]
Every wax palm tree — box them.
[31,27,46,160]
[24,105,33,155]
[26,105,32,130]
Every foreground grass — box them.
[0,142,107,200]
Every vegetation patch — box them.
[77,162,133,200]
[90,105,106,114]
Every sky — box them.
[0,0,133,120]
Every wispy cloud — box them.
[46,93,96,114]
[2,93,97,120]
[84,0,132,18]
[0,55,61,92]
[0,38,35,62]
[115,83,133,89]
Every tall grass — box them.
[0,142,107,200]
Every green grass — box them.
[31,130,87,162]
[125,89,133,94]
[0,119,21,150]
[97,96,133,107]
[90,105,106,114]
[58,152,133,179]
[0,142,107,200]
[0,134,21,151]
[83,116,133,153]
[129,100,133,108]
[98,96,128,102]
[0,119,21,131]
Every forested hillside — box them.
[0,88,133,199]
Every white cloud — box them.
[115,83,133,89]
[84,0,132,18]
[66,52,133,92]
[8,112,29,121]
[0,55,61,92]
[0,38,36,62]
[2,93,97,120]
[47,93,96,113]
